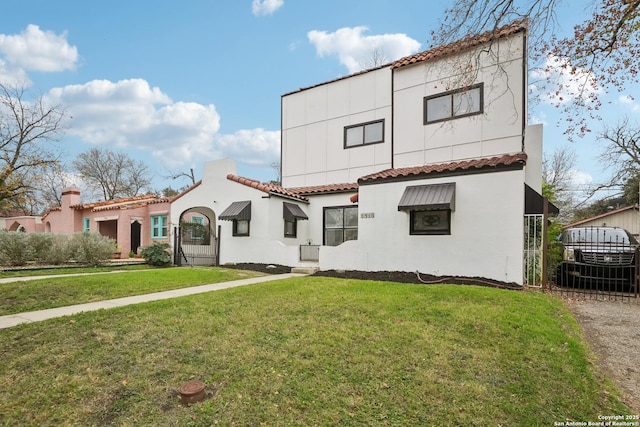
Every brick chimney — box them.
[61,187,81,209]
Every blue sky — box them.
[0,0,636,200]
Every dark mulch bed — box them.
[225,263,521,290]
[222,263,292,275]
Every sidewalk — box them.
[0,272,304,330]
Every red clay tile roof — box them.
[392,20,527,70]
[71,194,171,212]
[358,153,528,184]
[288,182,359,196]
[170,180,202,202]
[283,20,526,96]
[226,175,359,200]
[226,175,310,202]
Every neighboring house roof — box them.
[40,207,61,220]
[283,20,526,96]
[358,153,528,185]
[392,20,527,70]
[71,194,171,212]
[565,205,639,228]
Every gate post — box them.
[173,226,181,266]
[636,246,639,298]
[542,198,549,290]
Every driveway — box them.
[565,298,640,412]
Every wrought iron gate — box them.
[174,225,218,266]
[545,238,640,301]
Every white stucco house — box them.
[171,20,550,285]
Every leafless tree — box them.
[598,118,640,188]
[432,0,640,137]
[164,167,196,186]
[542,145,578,221]
[72,148,151,200]
[0,82,66,210]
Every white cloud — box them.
[529,54,600,106]
[619,95,640,112]
[530,110,548,126]
[214,128,280,166]
[0,58,30,86]
[48,78,279,169]
[568,169,593,187]
[308,26,421,73]
[0,24,78,73]
[252,0,284,16]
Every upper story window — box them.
[424,83,483,125]
[344,120,384,148]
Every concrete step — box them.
[291,266,319,274]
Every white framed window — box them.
[344,120,384,148]
[424,83,483,124]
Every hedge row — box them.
[0,232,116,266]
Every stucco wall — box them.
[171,159,312,267]
[320,168,526,284]
[281,67,393,187]
[393,32,526,168]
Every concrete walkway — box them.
[0,272,304,330]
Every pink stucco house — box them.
[41,188,172,258]
[0,214,45,233]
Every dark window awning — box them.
[219,201,251,221]
[283,202,308,220]
[398,182,456,211]
[525,185,559,215]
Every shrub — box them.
[43,235,72,265]
[0,231,30,266]
[140,242,171,266]
[26,233,57,264]
[69,232,116,266]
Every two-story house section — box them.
[173,20,550,285]
[391,21,528,170]
[281,65,393,188]
[281,20,533,189]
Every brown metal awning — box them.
[283,202,308,220]
[525,184,559,215]
[398,183,456,211]
[219,201,251,221]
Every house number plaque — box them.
[360,212,375,219]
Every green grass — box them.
[0,277,630,426]
[0,267,266,315]
[0,263,152,278]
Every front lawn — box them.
[0,267,267,315]
[0,277,630,425]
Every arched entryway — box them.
[174,206,218,266]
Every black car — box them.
[556,226,639,288]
